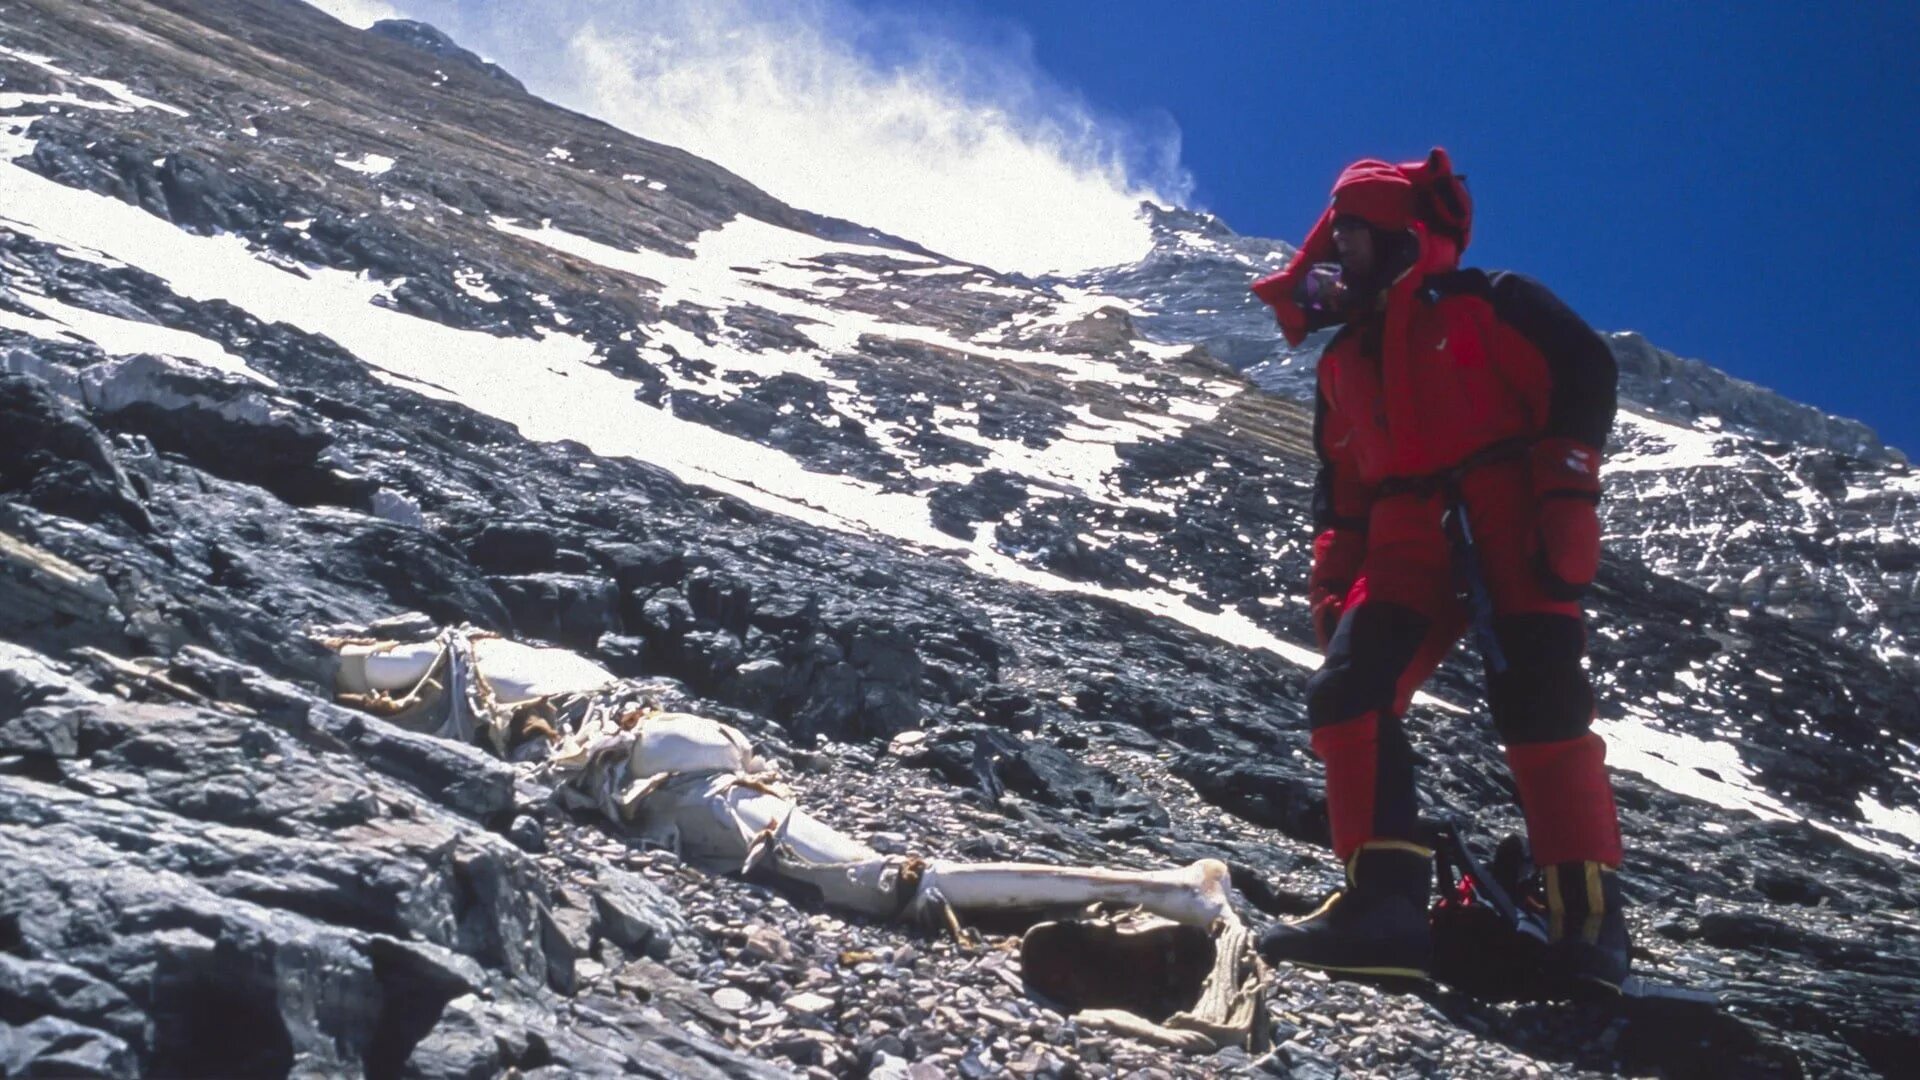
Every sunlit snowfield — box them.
[2,49,1914,859]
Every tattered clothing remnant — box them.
[1023,912,1271,1054]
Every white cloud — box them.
[304,0,400,29]
[392,0,1191,274]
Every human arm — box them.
[1488,272,1618,598]
[1309,378,1371,647]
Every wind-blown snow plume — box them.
[371,0,1192,274]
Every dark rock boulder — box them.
[489,572,621,648]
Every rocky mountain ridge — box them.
[1,2,1916,1078]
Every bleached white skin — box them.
[470,637,618,702]
[343,635,615,704]
[353,640,445,693]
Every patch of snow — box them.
[1856,794,1920,853]
[1166,396,1225,422]
[0,91,131,113]
[1606,410,1734,474]
[1131,339,1196,362]
[0,45,188,116]
[492,216,1166,402]
[0,286,270,385]
[334,153,396,176]
[453,268,501,304]
[1595,712,1794,823]
[1595,711,1916,861]
[960,281,1028,299]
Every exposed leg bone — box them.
[913,858,1234,929]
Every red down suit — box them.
[1252,151,1624,869]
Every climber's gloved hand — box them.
[1529,437,1603,600]
[1309,527,1365,649]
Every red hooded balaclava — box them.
[1252,148,1473,346]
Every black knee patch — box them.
[1487,613,1593,745]
[1307,603,1432,731]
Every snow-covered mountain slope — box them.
[1068,203,1920,676]
[2,2,1916,1077]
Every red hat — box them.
[1251,148,1473,345]
[1330,158,1420,229]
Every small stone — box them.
[712,987,753,1013]
[744,926,793,961]
[506,814,546,852]
[768,1034,823,1066]
[977,1006,1021,1028]
[868,831,910,854]
[783,991,836,1015]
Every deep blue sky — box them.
[924,1,1920,457]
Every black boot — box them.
[1258,841,1433,979]
[1542,861,1630,993]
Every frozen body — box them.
[330,628,1236,929]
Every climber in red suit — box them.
[1249,149,1629,991]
